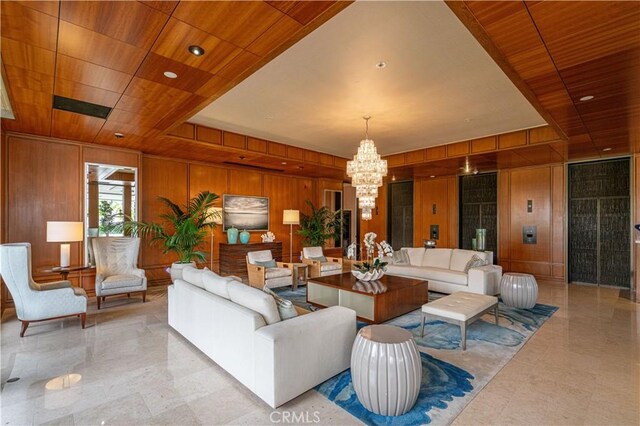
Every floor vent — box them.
[53,95,112,119]
[223,161,284,173]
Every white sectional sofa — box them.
[385,248,502,295]
[168,267,356,408]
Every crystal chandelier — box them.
[347,116,387,220]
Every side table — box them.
[500,273,538,309]
[351,325,421,416]
[290,263,309,290]
[42,265,93,281]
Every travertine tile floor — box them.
[1,281,638,425]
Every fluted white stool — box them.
[351,325,421,416]
[500,273,538,309]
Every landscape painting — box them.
[223,195,269,231]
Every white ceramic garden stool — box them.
[500,273,538,309]
[351,325,421,416]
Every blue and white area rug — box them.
[274,287,557,425]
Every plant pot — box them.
[170,261,196,282]
[239,230,250,244]
[351,269,385,281]
[226,227,238,244]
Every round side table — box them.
[351,325,421,416]
[500,273,538,309]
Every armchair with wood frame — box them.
[301,246,343,278]
[245,250,294,289]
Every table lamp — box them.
[47,221,84,267]
[206,207,223,270]
[283,210,300,264]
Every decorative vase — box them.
[226,227,238,244]
[352,269,385,281]
[239,229,250,244]
[475,229,487,251]
[170,261,196,283]
[471,238,477,250]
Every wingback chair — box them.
[301,247,343,278]
[245,250,294,289]
[0,243,87,337]
[92,237,147,309]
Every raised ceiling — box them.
[192,0,547,158]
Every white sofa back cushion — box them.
[202,270,233,299]
[423,248,453,268]
[403,247,426,266]
[228,281,281,325]
[302,247,324,258]
[182,266,208,289]
[450,249,489,272]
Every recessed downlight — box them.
[114,132,124,139]
[602,147,612,152]
[163,71,178,79]
[188,45,205,56]
[376,61,386,69]
[579,95,594,102]
[281,162,287,165]
[430,175,436,178]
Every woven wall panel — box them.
[389,181,413,249]
[459,174,497,259]
[569,199,598,283]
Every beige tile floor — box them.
[1,281,638,425]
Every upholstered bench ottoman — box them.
[420,291,499,350]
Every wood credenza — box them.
[219,242,283,279]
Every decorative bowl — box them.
[351,269,385,281]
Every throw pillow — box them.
[309,255,327,263]
[392,250,410,265]
[464,254,487,273]
[182,266,209,288]
[227,282,281,325]
[255,259,277,268]
[263,286,298,320]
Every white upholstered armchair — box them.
[245,250,294,289]
[92,237,147,309]
[0,243,87,337]
[301,247,343,278]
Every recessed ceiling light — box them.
[430,175,436,178]
[376,61,386,69]
[188,45,205,56]
[163,71,178,79]
[602,147,612,152]
[281,162,287,165]
[391,175,396,181]
[464,118,473,123]
[114,132,124,139]
[579,95,594,102]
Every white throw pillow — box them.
[227,282,281,325]
[403,247,426,266]
[392,250,410,265]
[450,249,486,272]
[202,270,233,299]
[262,287,298,320]
[181,266,209,289]
[422,249,453,268]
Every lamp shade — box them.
[46,221,84,242]
[283,210,300,225]
[207,207,223,225]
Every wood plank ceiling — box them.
[0,0,349,174]
[448,0,640,160]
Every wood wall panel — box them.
[413,177,458,249]
[498,171,511,263]
[228,169,262,196]
[635,155,639,301]
[140,156,188,280]
[551,165,565,278]
[82,146,139,168]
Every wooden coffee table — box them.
[307,272,428,324]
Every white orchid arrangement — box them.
[260,231,275,243]
[353,232,394,273]
[347,242,357,260]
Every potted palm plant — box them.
[125,191,220,282]
[297,199,342,248]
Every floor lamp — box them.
[283,210,300,264]
[207,207,223,270]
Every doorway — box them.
[568,158,631,287]
[387,181,413,249]
[459,173,497,261]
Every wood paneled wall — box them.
[497,165,565,281]
[413,176,458,249]
[635,155,639,301]
[2,132,325,306]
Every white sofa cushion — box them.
[202,270,234,299]
[403,247,426,266]
[303,247,324,258]
[265,267,292,279]
[247,250,274,264]
[262,287,298,320]
[423,249,453,268]
[450,249,489,272]
[320,262,342,272]
[182,266,209,288]
[424,267,468,285]
[228,281,281,325]
[101,274,143,290]
[422,291,497,321]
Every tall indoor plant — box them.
[125,191,220,281]
[297,199,342,248]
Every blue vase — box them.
[240,230,250,244]
[227,227,238,244]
